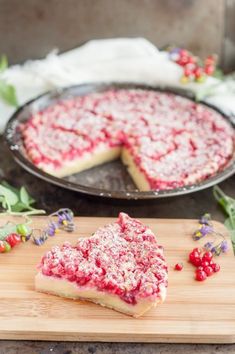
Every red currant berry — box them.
[6,233,21,248]
[0,241,5,253]
[205,55,215,66]
[174,263,183,271]
[197,266,203,271]
[204,266,214,276]
[188,56,196,64]
[191,251,200,258]
[202,251,213,262]
[189,252,196,263]
[204,65,215,75]
[211,263,220,273]
[201,260,209,268]
[190,251,199,259]
[192,248,202,255]
[194,67,203,78]
[184,67,192,77]
[177,56,189,66]
[193,257,202,267]
[179,49,189,57]
[195,269,207,281]
[189,254,202,267]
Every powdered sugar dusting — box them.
[38,213,168,305]
[22,89,235,190]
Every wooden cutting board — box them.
[0,216,234,343]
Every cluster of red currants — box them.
[169,48,217,84]
[0,224,31,253]
[189,247,220,281]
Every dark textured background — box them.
[0,0,234,71]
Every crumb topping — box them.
[22,89,235,190]
[38,213,168,304]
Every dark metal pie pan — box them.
[4,82,235,199]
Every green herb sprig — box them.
[213,185,235,252]
[0,55,18,107]
[0,181,45,216]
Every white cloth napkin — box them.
[1,37,235,133]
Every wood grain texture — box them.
[0,216,234,343]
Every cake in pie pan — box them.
[21,88,235,191]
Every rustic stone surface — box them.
[0,0,226,65]
[0,341,234,354]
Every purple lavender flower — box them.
[220,240,229,253]
[58,214,66,224]
[199,213,211,225]
[25,233,32,242]
[200,224,213,237]
[210,246,216,254]
[211,246,221,256]
[193,224,213,240]
[204,241,213,251]
[33,238,42,246]
[47,221,58,236]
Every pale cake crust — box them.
[46,146,121,178]
[35,273,166,317]
[121,148,151,191]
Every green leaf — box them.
[214,186,235,254]
[224,217,233,230]
[0,80,18,107]
[0,55,8,73]
[28,198,36,205]
[20,186,30,205]
[229,230,235,254]
[0,182,45,216]
[1,181,20,196]
[11,202,28,212]
[0,185,19,206]
[213,186,235,213]
[2,199,7,209]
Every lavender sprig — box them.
[32,208,75,246]
[193,213,229,256]
[204,237,229,256]
[199,213,212,225]
[193,219,213,240]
